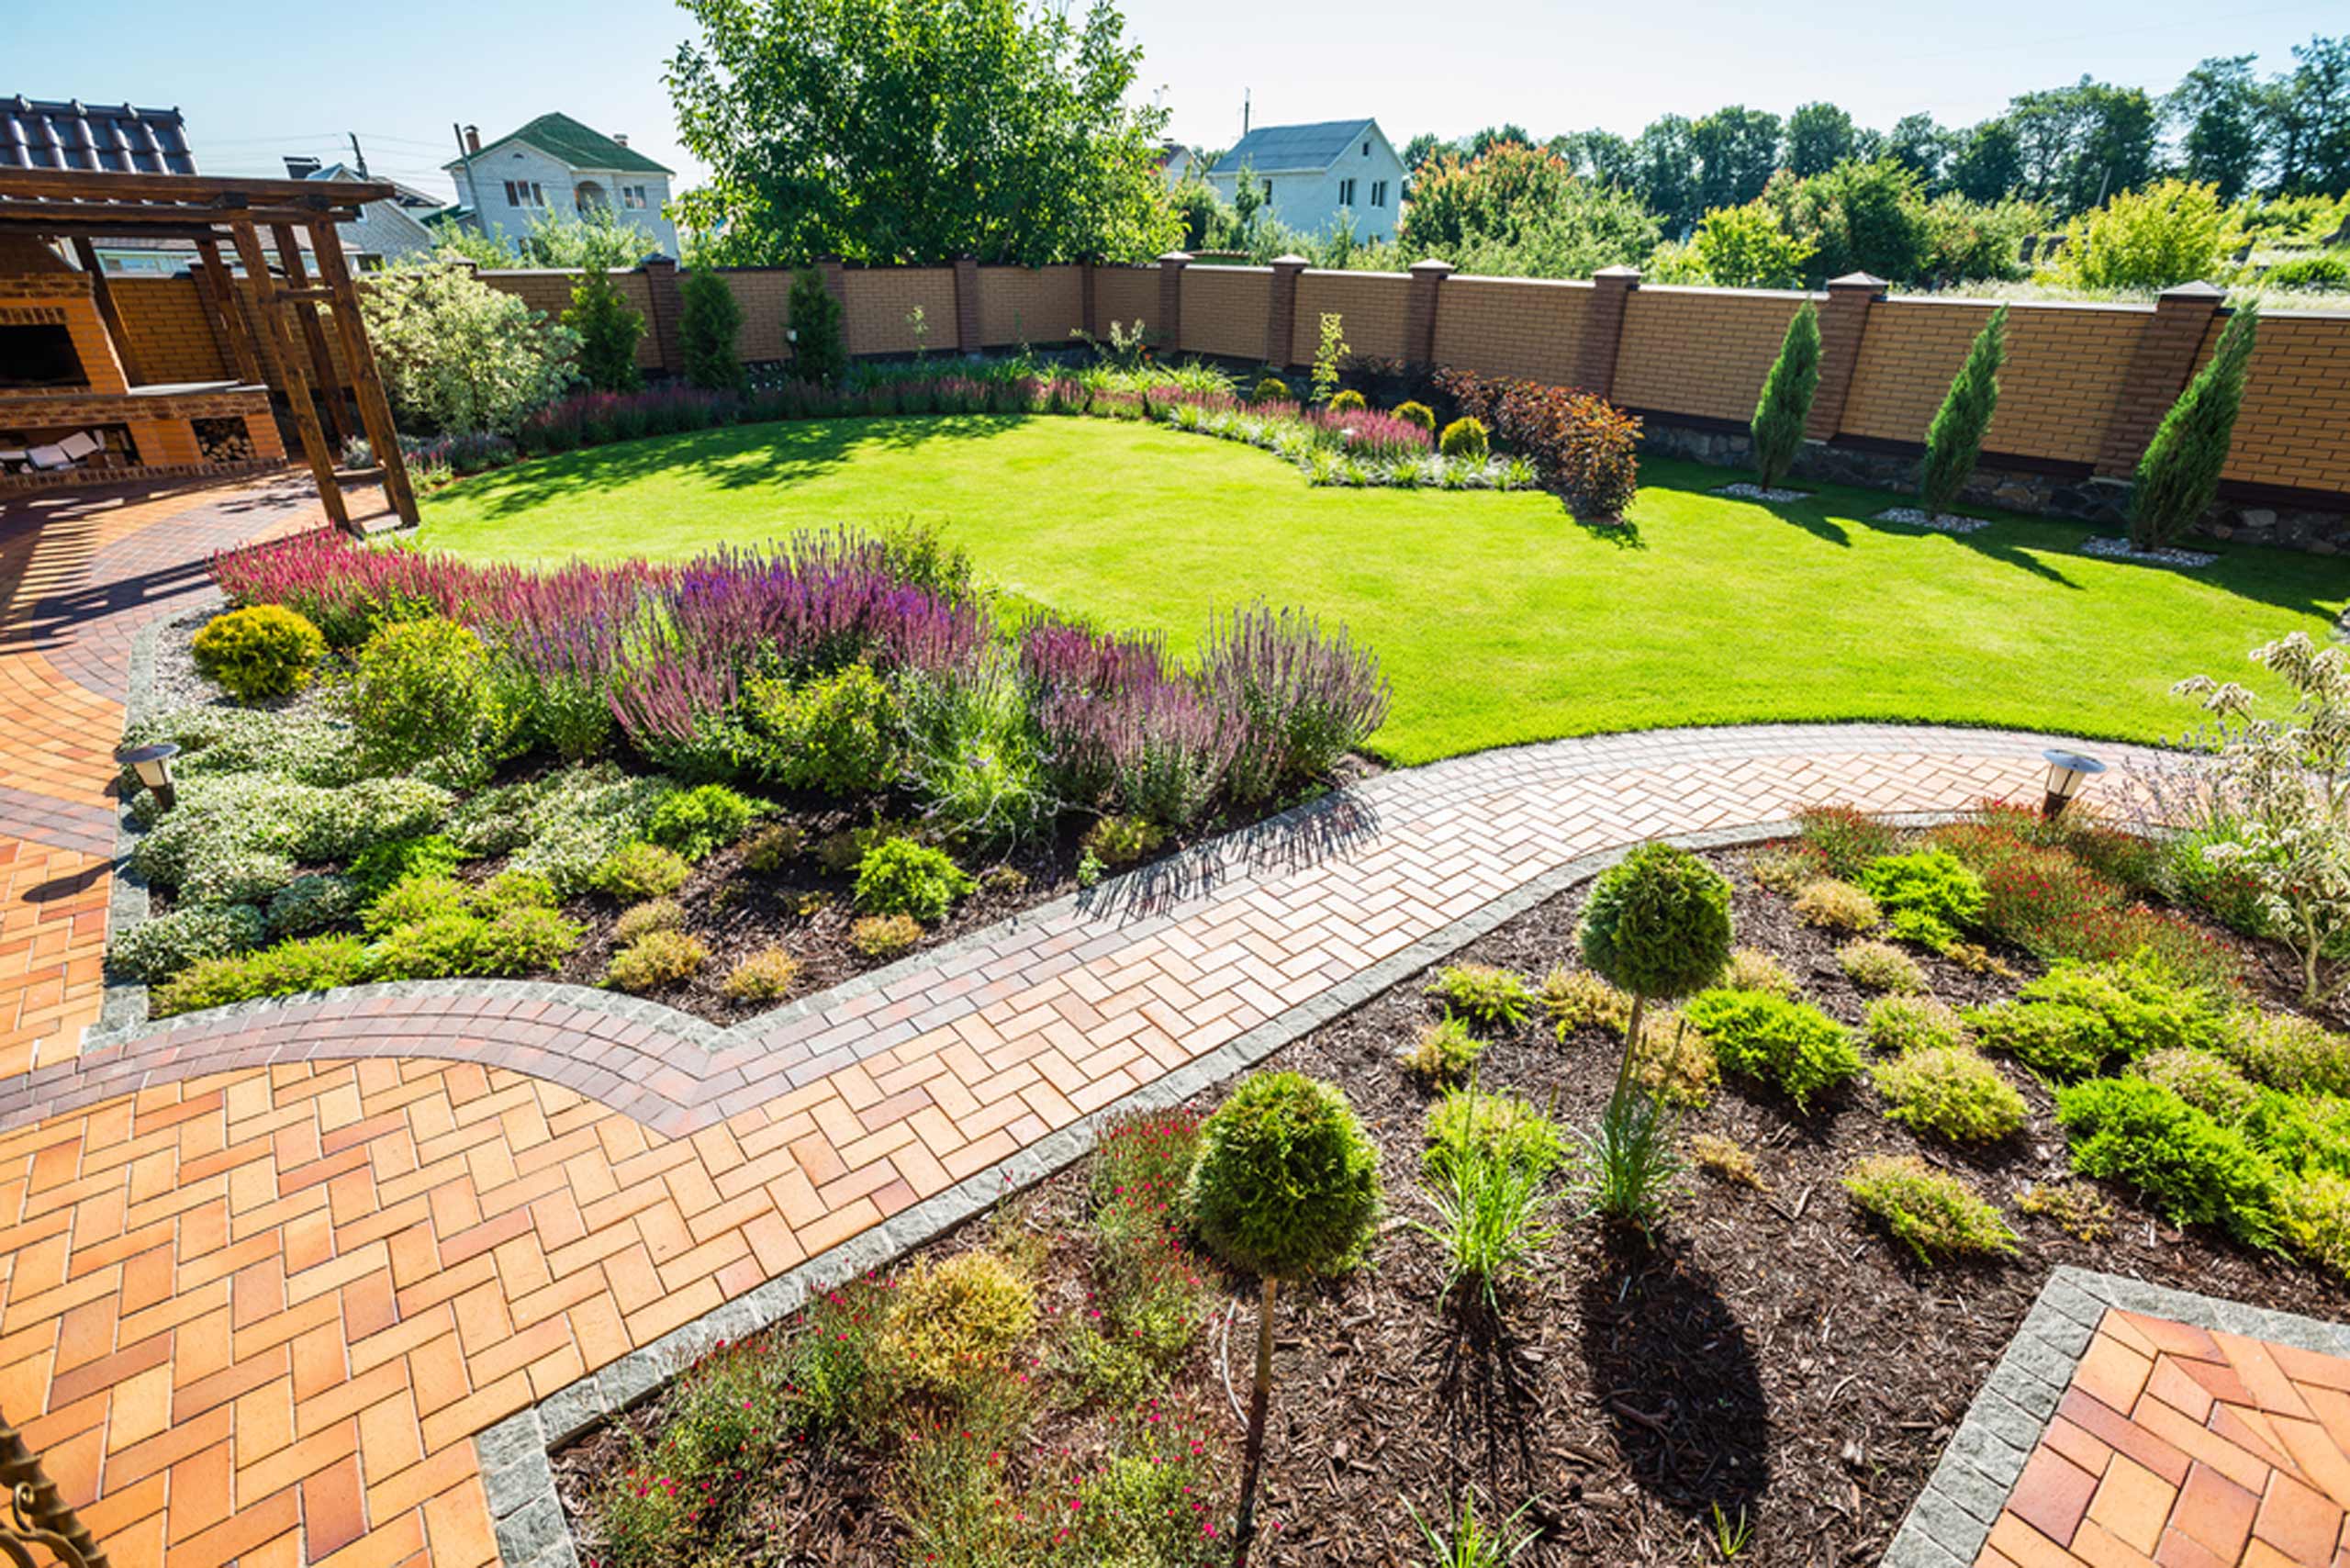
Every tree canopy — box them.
[667,0,1179,265]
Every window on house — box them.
[1262,177,1272,200]
[1371,180,1388,207]
[1363,140,1371,157]
[1337,177,1356,207]
[622,185,648,209]
[502,180,545,208]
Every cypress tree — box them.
[1749,300,1821,489]
[1919,305,2009,518]
[678,268,746,391]
[2130,303,2259,550]
[787,267,846,386]
[563,268,644,393]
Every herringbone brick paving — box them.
[0,474,2322,1567]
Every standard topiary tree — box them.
[1749,300,1821,490]
[1919,305,2008,519]
[563,268,644,393]
[678,268,746,391]
[788,267,847,386]
[1188,1071,1382,1567]
[1579,842,1735,1098]
[2130,301,2259,551]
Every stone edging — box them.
[1877,1267,2350,1568]
[473,813,1972,1568]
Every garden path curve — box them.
[0,473,2215,1568]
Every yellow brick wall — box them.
[1612,286,1807,422]
[108,278,230,385]
[1181,267,1273,361]
[478,269,662,368]
[1432,276,1591,383]
[1093,267,1158,337]
[978,266,1083,347]
[837,268,960,356]
[1291,271,1409,365]
[2222,313,2350,494]
[721,269,793,363]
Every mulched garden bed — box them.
[552,840,2350,1567]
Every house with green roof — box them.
[1207,118,1404,242]
[442,112,677,257]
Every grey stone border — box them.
[476,813,1979,1568]
[1878,1266,2350,1568]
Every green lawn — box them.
[415,416,2350,767]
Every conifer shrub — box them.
[788,267,847,385]
[1749,300,1821,488]
[1919,305,2008,517]
[678,267,747,391]
[1843,1155,2016,1262]
[1874,1046,2028,1143]
[2130,303,2259,550]
[564,268,645,394]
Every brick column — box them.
[2095,281,2225,478]
[1080,259,1099,339]
[1156,252,1190,355]
[1807,272,1883,440]
[952,256,981,353]
[818,256,850,357]
[1266,254,1307,367]
[1577,266,1640,397]
[640,256,685,376]
[1404,258,1453,368]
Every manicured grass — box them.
[416,416,2350,767]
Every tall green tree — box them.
[1785,102,1858,177]
[786,268,845,385]
[1692,106,1784,211]
[668,0,1178,264]
[2130,304,2260,550]
[1886,114,1949,185]
[1400,131,1449,177]
[2169,54,2268,202]
[1634,115,1701,234]
[1750,301,1821,489]
[1765,160,1930,284]
[2009,78,2157,212]
[1468,123,1533,159]
[563,268,644,392]
[678,268,746,391]
[1401,141,1656,277]
[2271,35,2350,197]
[1919,306,2008,517]
[1949,119,2024,202]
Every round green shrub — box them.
[1867,994,1973,1055]
[476,905,586,974]
[591,841,693,902]
[1873,1046,2027,1143]
[1080,814,1164,868]
[849,913,923,959]
[644,783,765,860]
[1438,417,1489,461]
[1186,1071,1382,1281]
[350,834,464,900]
[363,873,473,936]
[605,929,709,992]
[1393,400,1436,433]
[191,605,327,702]
[342,616,506,781]
[1578,843,1735,1002]
[613,899,686,945]
[1685,987,1863,1112]
[1253,375,1290,404]
[853,837,974,924]
[152,933,374,1016]
[1328,389,1368,413]
[722,947,800,1002]
[743,665,903,795]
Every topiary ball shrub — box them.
[1438,417,1490,462]
[644,783,765,861]
[1253,375,1290,404]
[1328,389,1368,413]
[342,616,505,782]
[1393,400,1436,433]
[1579,843,1735,1006]
[1188,1071,1382,1282]
[191,605,327,702]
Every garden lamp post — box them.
[2040,749,2105,821]
[117,741,181,812]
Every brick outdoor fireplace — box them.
[0,239,283,487]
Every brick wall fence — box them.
[102,252,2350,542]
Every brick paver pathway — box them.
[0,472,2312,1568]
[1978,1308,2350,1567]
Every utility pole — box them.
[1243,89,1251,138]
[348,131,369,178]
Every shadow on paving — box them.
[1075,790,1384,924]
[438,413,1037,522]
[1577,1237,1771,1524]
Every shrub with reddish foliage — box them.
[1435,367,1641,520]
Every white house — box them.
[288,158,441,267]
[1206,118,1404,241]
[442,112,678,257]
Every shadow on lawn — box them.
[1576,1236,1770,1523]
[437,413,1032,522]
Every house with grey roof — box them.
[442,112,678,257]
[1206,118,1404,241]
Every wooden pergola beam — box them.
[0,199,355,229]
[273,222,350,448]
[227,219,351,533]
[307,216,418,525]
[0,166,394,207]
[67,235,140,384]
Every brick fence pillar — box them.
[1807,272,1884,440]
[1080,258,1099,339]
[2095,281,2225,478]
[817,256,850,357]
[1266,254,1307,367]
[1404,258,1453,368]
[640,256,685,376]
[952,255,981,353]
[1156,252,1191,355]
[1578,266,1639,397]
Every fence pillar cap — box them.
[1592,264,1641,282]
[1158,251,1193,265]
[1408,257,1456,275]
[2158,280,2225,302]
[1826,271,1886,291]
[1270,253,1311,268]
[640,252,677,270]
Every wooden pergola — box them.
[0,166,418,532]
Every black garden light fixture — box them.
[2040,748,2106,821]
[116,741,181,812]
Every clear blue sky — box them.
[8,0,2337,201]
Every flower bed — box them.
[110,524,1387,1022]
[552,804,2350,1565]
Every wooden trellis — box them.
[0,166,417,533]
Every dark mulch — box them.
[554,846,2350,1565]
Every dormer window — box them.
[1363,141,1371,156]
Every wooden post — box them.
[68,237,141,385]
[228,220,352,533]
[195,237,264,384]
[308,218,418,526]
[272,223,352,448]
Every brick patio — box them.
[2,473,2340,1567]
